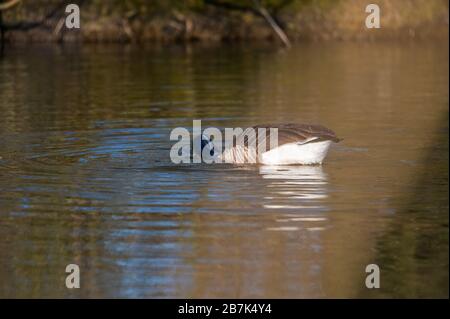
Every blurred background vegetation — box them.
[0,0,448,43]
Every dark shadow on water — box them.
[361,111,449,298]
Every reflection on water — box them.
[260,166,328,231]
[0,42,448,298]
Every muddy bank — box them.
[1,0,448,43]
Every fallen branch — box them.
[52,15,65,40]
[205,0,291,48]
[2,1,66,31]
[253,0,291,48]
[0,0,21,11]
[2,0,86,31]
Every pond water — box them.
[0,42,448,298]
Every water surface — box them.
[0,42,448,298]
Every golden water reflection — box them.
[0,42,447,298]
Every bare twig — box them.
[53,15,65,40]
[121,18,134,40]
[2,1,66,31]
[253,0,291,48]
[2,0,86,31]
[120,11,138,41]
[205,0,291,48]
[0,0,21,11]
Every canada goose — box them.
[202,123,341,165]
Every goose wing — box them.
[220,123,341,163]
[254,123,341,146]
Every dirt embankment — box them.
[1,0,448,43]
